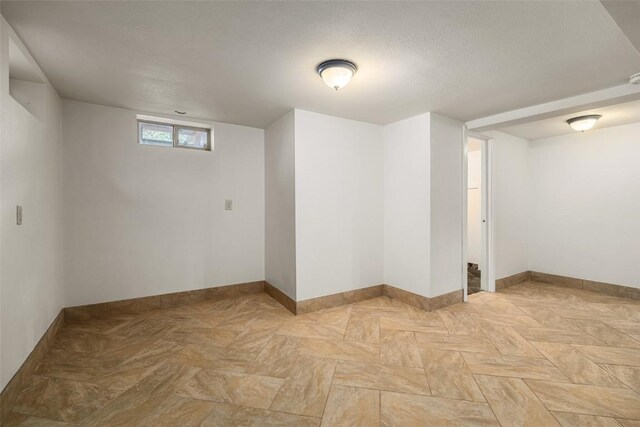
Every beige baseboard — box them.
[495,270,639,301]
[65,280,265,322]
[0,310,65,424]
[530,271,640,300]
[495,271,531,291]
[264,282,462,314]
[264,282,297,315]
[296,285,385,315]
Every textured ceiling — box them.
[500,100,640,140]
[2,1,639,128]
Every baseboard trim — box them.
[0,309,65,424]
[430,289,464,311]
[264,282,297,315]
[64,280,265,322]
[495,271,531,291]
[530,271,640,300]
[384,284,430,310]
[264,282,463,314]
[297,285,385,315]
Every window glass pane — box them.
[139,122,173,146]
[177,127,209,149]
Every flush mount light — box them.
[566,115,601,132]
[316,59,358,91]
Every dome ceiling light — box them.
[566,114,601,132]
[316,59,358,91]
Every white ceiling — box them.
[2,1,639,128]
[500,100,640,140]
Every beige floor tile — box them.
[380,391,499,426]
[482,297,528,315]
[474,375,560,426]
[532,342,625,387]
[247,334,302,378]
[617,420,640,427]
[379,329,423,368]
[35,349,104,383]
[513,327,605,345]
[526,380,640,419]
[462,352,570,382]
[437,310,485,335]
[51,330,114,355]
[517,307,585,330]
[176,368,284,409]
[548,306,618,321]
[11,376,122,423]
[277,319,346,340]
[551,412,623,427]
[477,323,543,358]
[573,345,640,366]
[164,326,237,347]
[469,312,543,328]
[295,306,352,329]
[2,412,73,426]
[333,360,430,395]
[8,283,640,426]
[200,402,320,427]
[344,312,380,343]
[270,357,336,417]
[379,316,448,334]
[415,332,499,354]
[139,394,215,426]
[320,385,379,427]
[298,337,379,363]
[172,342,254,372]
[605,320,640,337]
[571,321,640,349]
[600,364,640,394]
[419,349,484,402]
[82,363,191,426]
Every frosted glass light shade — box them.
[566,115,601,132]
[317,60,357,91]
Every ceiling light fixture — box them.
[566,114,601,132]
[316,59,358,91]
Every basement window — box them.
[137,115,212,151]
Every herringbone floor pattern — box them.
[4,281,640,426]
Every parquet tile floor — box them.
[4,281,640,426]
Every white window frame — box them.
[137,114,213,151]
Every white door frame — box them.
[462,127,495,302]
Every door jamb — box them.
[462,128,495,302]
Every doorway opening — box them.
[467,137,483,295]
[463,131,493,301]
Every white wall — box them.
[62,100,265,306]
[429,113,463,297]
[486,131,530,280]
[294,110,384,300]
[1,19,64,390]
[383,113,430,297]
[528,122,640,288]
[265,112,296,299]
[467,149,481,265]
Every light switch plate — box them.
[16,205,22,225]
[225,199,233,211]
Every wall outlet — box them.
[225,199,233,211]
[16,205,22,225]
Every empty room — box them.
[1,1,640,426]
